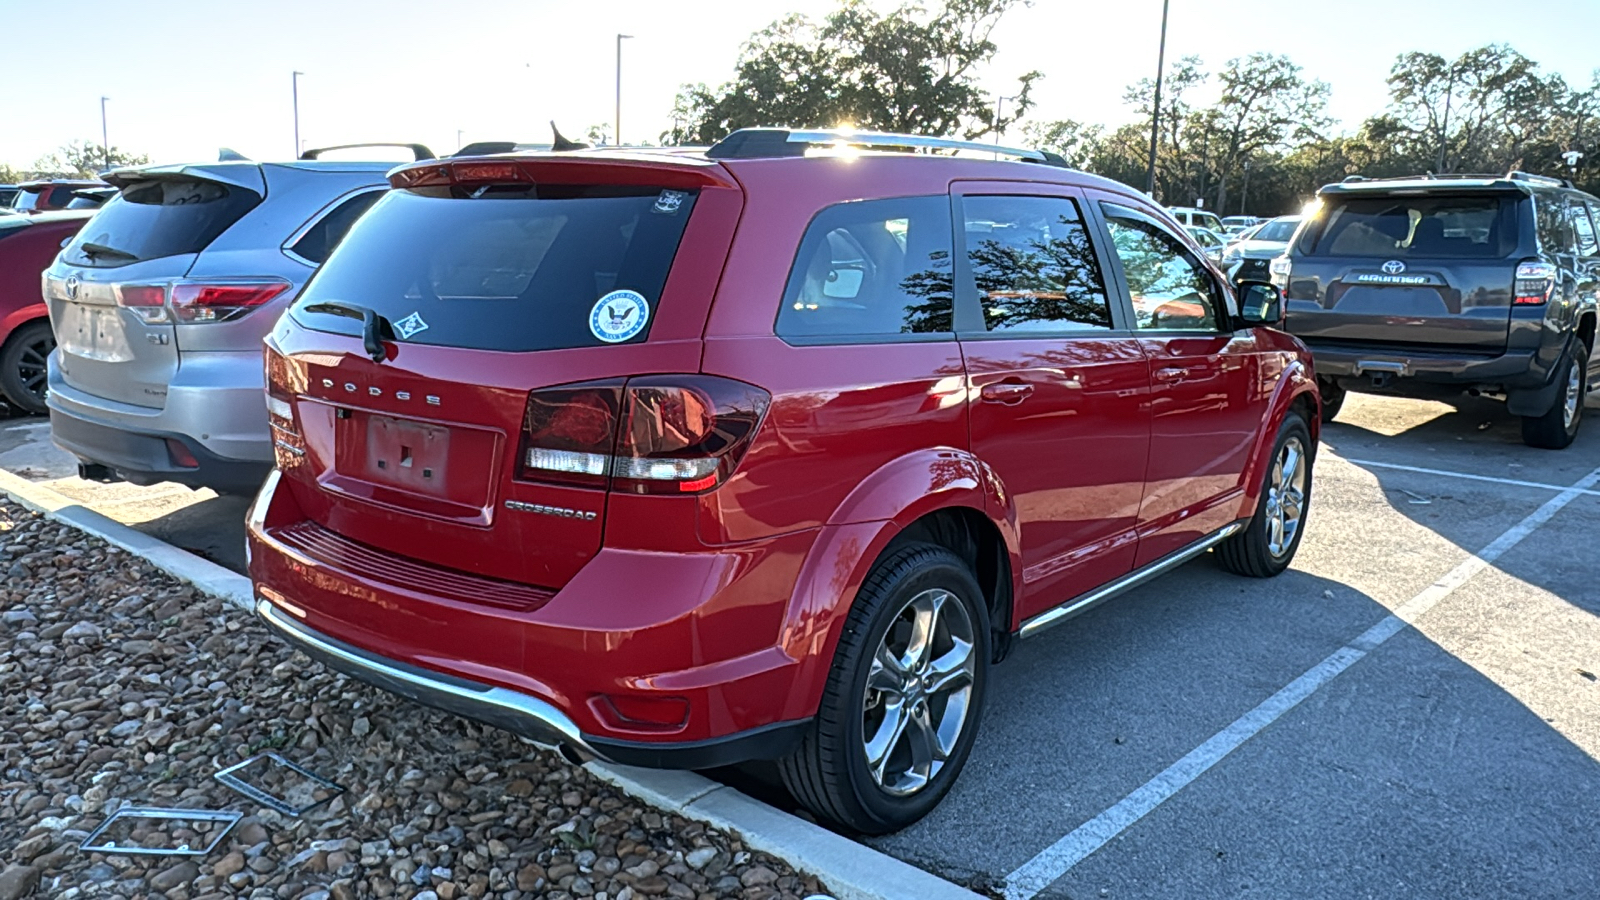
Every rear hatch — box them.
[266,155,747,589]
[45,166,264,407]
[1282,191,1525,353]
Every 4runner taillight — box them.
[518,376,770,494]
[1514,261,1557,305]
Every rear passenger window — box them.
[776,196,953,341]
[288,190,384,265]
[962,195,1112,333]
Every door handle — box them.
[1154,366,1190,383]
[980,382,1034,405]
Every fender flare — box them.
[773,447,1020,722]
[1239,354,1319,509]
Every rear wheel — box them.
[779,543,989,835]
[1317,377,1345,423]
[0,321,54,416]
[1521,341,1587,450]
[1217,412,1313,578]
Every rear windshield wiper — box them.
[78,241,137,262]
[302,301,394,363]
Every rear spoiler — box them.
[101,162,266,195]
[300,143,436,161]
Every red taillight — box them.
[390,160,531,190]
[517,376,769,494]
[170,281,291,323]
[112,283,169,323]
[165,439,199,469]
[264,347,305,466]
[1514,261,1557,305]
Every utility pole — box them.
[615,34,633,147]
[292,71,304,159]
[99,97,110,170]
[1240,160,1252,215]
[1145,0,1171,197]
[994,95,1017,145]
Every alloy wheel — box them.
[17,337,51,402]
[861,588,977,797]
[1562,362,1581,431]
[1263,436,1307,558]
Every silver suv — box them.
[42,144,432,493]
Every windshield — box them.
[62,178,261,267]
[1252,218,1300,243]
[1298,195,1517,259]
[291,185,699,352]
[12,188,46,211]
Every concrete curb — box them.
[0,469,985,900]
[0,470,252,610]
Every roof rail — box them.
[299,143,436,162]
[1507,170,1573,188]
[705,127,1066,166]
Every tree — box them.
[669,0,1039,145]
[34,140,149,178]
[1206,54,1330,213]
[1021,119,1102,168]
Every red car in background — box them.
[10,180,105,214]
[0,211,91,413]
[248,129,1319,834]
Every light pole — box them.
[615,34,633,147]
[457,129,464,152]
[994,94,1018,145]
[99,96,110,170]
[1240,160,1252,215]
[1145,0,1171,197]
[292,71,304,159]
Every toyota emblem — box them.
[1381,260,1406,275]
[64,276,80,300]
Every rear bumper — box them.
[1306,343,1545,389]
[48,349,272,493]
[247,471,819,768]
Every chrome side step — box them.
[1017,522,1244,639]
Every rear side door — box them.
[1091,195,1267,566]
[46,170,265,408]
[954,183,1151,616]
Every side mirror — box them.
[1236,280,1283,326]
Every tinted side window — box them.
[288,190,384,265]
[1533,192,1572,254]
[1101,205,1220,332]
[1569,199,1597,256]
[962,195,1112,333]
[776,195,953,341]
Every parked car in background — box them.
[1221,215,1262,235]
[10,179,105,214]
[41,143,426,493]
[0,185,19,207]
[1186,225,1228,261]
[1222,215,1302,284]
[0,211,93,413]
[1168,206,1224,233]
[65,186,117,210]
[248,127,1319,835]
[1279,171,1598,448]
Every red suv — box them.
[248,129,1319,833]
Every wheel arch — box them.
[1240,356,1319,510]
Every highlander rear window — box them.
[1298,195,1517,259]
[292,186,697,352]
[62,178,261,267]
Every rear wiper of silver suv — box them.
[79,241,137,262]
[303,301,394,363]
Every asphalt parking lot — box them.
[3,392,1598,898]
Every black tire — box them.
[0,320,54,416]
[1317,377,1345,423]
[1217,412,1313,578]
[1521,341,1587,450]
[778,543,990,835]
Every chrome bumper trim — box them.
[255,597,601,762]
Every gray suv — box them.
[42,144,433,493]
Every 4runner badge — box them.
[1381,260,1407,275]
[394,312,429,340]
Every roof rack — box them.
[705,127,1069,167]
[299,143,436,162]
[1335,170,1574,189]
[1506,170,1574,188]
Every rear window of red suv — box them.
[291,185,697,352]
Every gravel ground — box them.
[0,500,827,900]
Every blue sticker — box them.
[589,290,649,343]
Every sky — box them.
[2,0,1597,170]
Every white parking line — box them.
[1001,463,1600,900]
[1341,458,1600,497]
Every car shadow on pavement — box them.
[135,492,254,573]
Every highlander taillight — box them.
[1514,261,1557,305]
[518,376,770,494]
[170,281,291,323]
[113,283,170,323]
